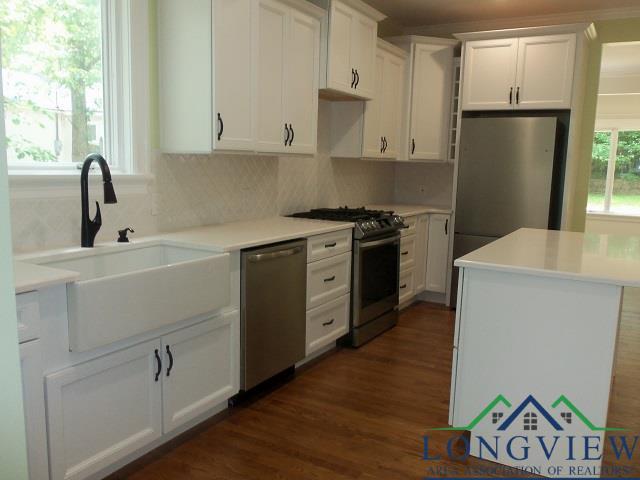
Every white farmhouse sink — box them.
[29,241,230,352]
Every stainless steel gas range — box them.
[291,207,406,346]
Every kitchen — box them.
[1,0,640,479]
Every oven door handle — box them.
[359,235,400,249]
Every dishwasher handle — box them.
[246,246,303,263]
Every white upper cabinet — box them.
[460,38,518,111]
[388,36,458,162]
[159,0,254,153]
[361,40,407,159]
[329,39,406,160]
[514,34,576,109]
[313,0,385,100]
[460,33,576,111]
[158,0,321,155]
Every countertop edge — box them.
[14,261,79,295]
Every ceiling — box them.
[364,0,640,27]
[600,42,640,77]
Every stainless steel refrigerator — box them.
[451,116,564,304]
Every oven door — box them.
[352,234,400,328]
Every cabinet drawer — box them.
[401,215,417,236]
[398,268,415,305]
[307,230,352,262]
[16,292,40,344]
[306,294,349,355]
[307,252,351,310]
[400,234,416,271]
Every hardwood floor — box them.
[114,292,640,479]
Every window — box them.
[523,412,537,431]
[1,0,134,174]
[588,129,640,215]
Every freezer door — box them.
[450,233,499,306]
[455,117,558,237]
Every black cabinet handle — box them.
[380,137,384,153]
[354,69,359,89]
[324,242,337,248]
[166,345,174,377]
[322,318,335,327]
[383,137,387,153]
[324,275,336,283]
[509,87,513,105]
[154,349,162,382]
[516,87,520,104]
[351,68,356,88]
[445,218,449,235]
[284,123,290,146]
[217,113,223,140]
[411,138,416,155]
[289,124,294,146]
[401,251,409,256]
[400,283,407,289]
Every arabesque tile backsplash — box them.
[10,101,402,253]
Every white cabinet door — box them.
[255,0,288,153]
[409,43,455,160]
[414,214,429,293]
[213,0,255,151]
[461,38,518,111]
[514,34,576,109]
[285,8,320,154]
[20,340,49,480]
[350,12,377,99]
[327,0,355,94]
[426,214,450,293]
[46,340,162,480]
[380,51,404,159]
[361,52,385,158]
[161,313,239,434]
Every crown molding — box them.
[403,6,640,37]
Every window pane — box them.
[610,130,640,215]
[588,131,611,212]
[1,0,105,167]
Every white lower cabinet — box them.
[46,312,239,480]
[306,294,349,355]
[46,339,163,480]
[161,314,239,433]
[414,214,429,293]
[426,214,450,294]
[398,268,415,305]
[20,340,49,480]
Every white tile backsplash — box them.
[10,101,398,253]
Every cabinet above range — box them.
[158,0,323,155]
[309,0,386,100]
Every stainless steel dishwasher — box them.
[240,239,307,391]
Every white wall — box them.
[10,100,397,253]
[0,43,29,480]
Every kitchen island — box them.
[450,228,640,478]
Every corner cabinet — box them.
[46,312,239,480]
[311,0,385,100]
[460,34,576,111]
[387,36,459,162]
[158,0,322,155]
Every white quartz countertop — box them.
[13,216,353,293]
[455,228,640,287]
[367,204,452,217]
[157,216,353,252]
[14,261,79,294]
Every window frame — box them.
[589,126,640,216]
[4,0,151,197]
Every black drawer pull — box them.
[166,345,174,377]
[324,275,336,283]
[217,113,223,140]
[400,283,407,289]
[325,242,337,248]
[322,318,335,327]
[154,349,162,382]
[401,251,409,256]
[351,68,356,88]
[411,138,416,155]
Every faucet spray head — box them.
[104,180,118,204]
